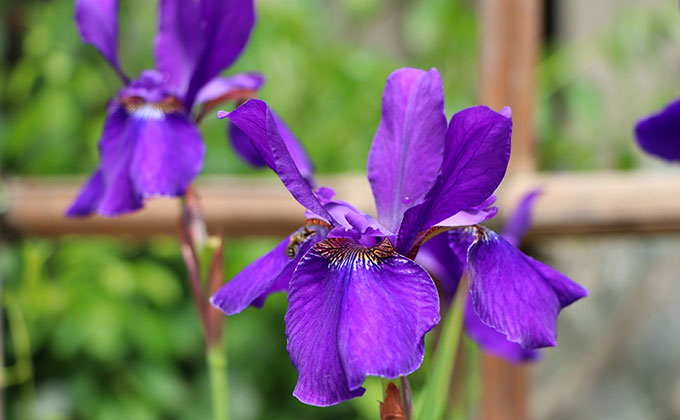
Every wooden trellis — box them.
[3,0,680,418]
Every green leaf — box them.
[414,297,464,420]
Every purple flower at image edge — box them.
[69,0,313,216]
[210,68,587,406]
[635,97,680,162]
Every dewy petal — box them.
[195,72,264,105]
[75,0,126,80]
[367,68,447,232]
[285,238,439,406]
[211,222,328,315]
[67,99,203,217]
[635,97,680,162]
[463,296,539,363]
[397,106,512,254]
[225,100,334,223]
[500,189,542,247]
[466,228,587,349]
[154,0,256,107]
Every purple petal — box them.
[285,238,439,406]
[154,0,255,107]
[500,189,542,247]
[66,169,106,216]
[397,106,512,254]
[463,296,539,363]
[467,228,587,349]
[273,113,314,182]
[129,114,204,198]
[435,195,498,228]
[635,97,680,162]
[416,232,466,297]
[367,68,447,232]
[195,73,265,105]
[229,123,267,167]
[211,222,329,315]
[67,101,203,217]
[75,0,126,80]
[227,110,313,177]
[225,100,334,223]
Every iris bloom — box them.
[417,190,545,363]
[211,68,587,406]
[68,0,308,216]
[635,98,680,162]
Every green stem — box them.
[414,292,465,420]
[207,345,229,420]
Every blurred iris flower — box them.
[635,98,680,162]
[417,189,544,363]
[211,68,587,406]
[68,0,305,216]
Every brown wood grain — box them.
[479,0,543,418]
[4,172,680,239]
[480,0,542,172]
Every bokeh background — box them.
[2,0,680,419]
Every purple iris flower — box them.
[210,67,587,406]
[635,98,680,162]
[417,190,546,363]
[68,0,270,216]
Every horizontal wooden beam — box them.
[2,171,680,239]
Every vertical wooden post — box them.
[479,0,542,172]
[478,0,542,419]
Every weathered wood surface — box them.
[2,171,680,239]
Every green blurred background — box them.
[1,0,679,419]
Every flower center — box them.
[315,237,396,268]
[119,95,185,119]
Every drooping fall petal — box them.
[285,238,439,406]
[211,223,328,315]
[466,228,587,349]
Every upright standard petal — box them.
[635,97,680,162]
[367,68,447,232]
[225,100,334,223]
[466,228,587,349]
[75,0,126,80]
[211,221,329,315]
[154,0,255,106]
[398,106,512,254]
[285,238,439,406]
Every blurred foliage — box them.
[0,0,481,418]
[0,0,478,176]
[2,0,679,418]
[537,1,680,171]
